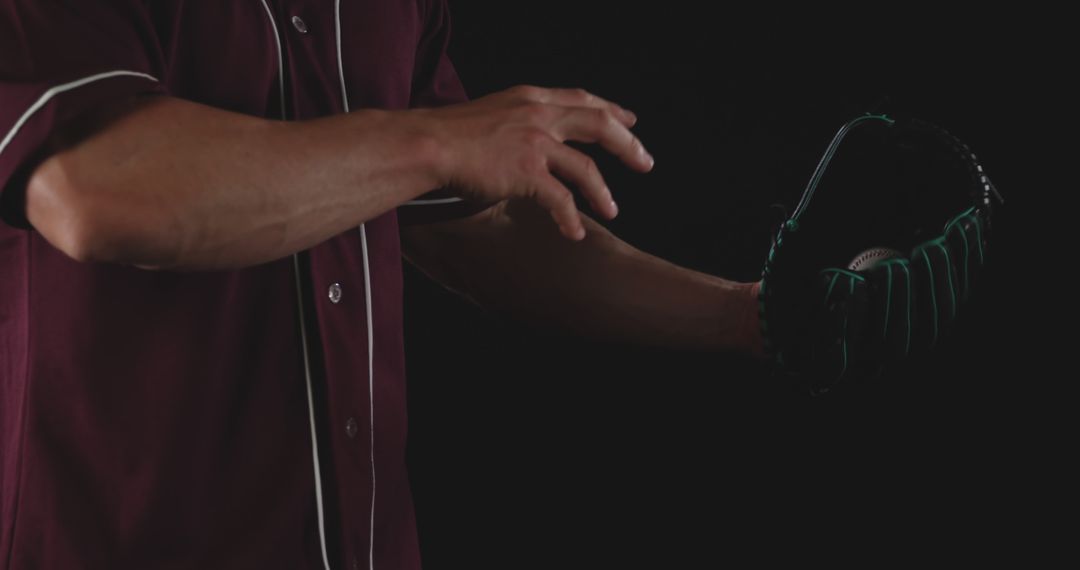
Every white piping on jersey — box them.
[258,0,287,123]
[334,3,378,569]
[258,2,333,569]
[334,0,349,114]
[334,0,462,214]
[0,71,158,157]
[292,249,333,570]
[359,206,377,570]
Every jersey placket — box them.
[258,2,377,569]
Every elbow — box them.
[26,155,175,266]
[50,216,103,265]
[55,208,122,266]
[26,156,107,263]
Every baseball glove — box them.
[757,113,1004,394]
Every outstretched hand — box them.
[418,85,654,240]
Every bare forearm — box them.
[26,85,656,270]
[27,96,442,270]
[402,199,761,355]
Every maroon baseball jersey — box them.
[0,2,489,568]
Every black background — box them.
[404,4,1050,566]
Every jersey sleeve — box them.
[398,0,498,227]
[0,1,168,229]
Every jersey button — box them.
[291,15,309,34]
[328,282,343,304]
[345,417,359,439]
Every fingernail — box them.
[626,110,638,124]
[610,200,619,218]
[576,226,586,240]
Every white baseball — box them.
[847,247,904,271]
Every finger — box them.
[533,87,638,127]
[530,173,587,241]
[546,143,618,220]
[553,107,654,173]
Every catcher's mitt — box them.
[758,113,1004,394]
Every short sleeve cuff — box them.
[0,71,165,229]
[396,186,498,226]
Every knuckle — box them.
[571,88,591,103]
[514,84,541,100]
[581,156,599,178]
[521,128,550,150]
[516,152,547,175]
[558,189,576,209]
[521,102,550,123]
[591,107,616,131]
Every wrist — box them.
[394,107,453,192]
[738,281,767,360]
[332,108,450,201]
